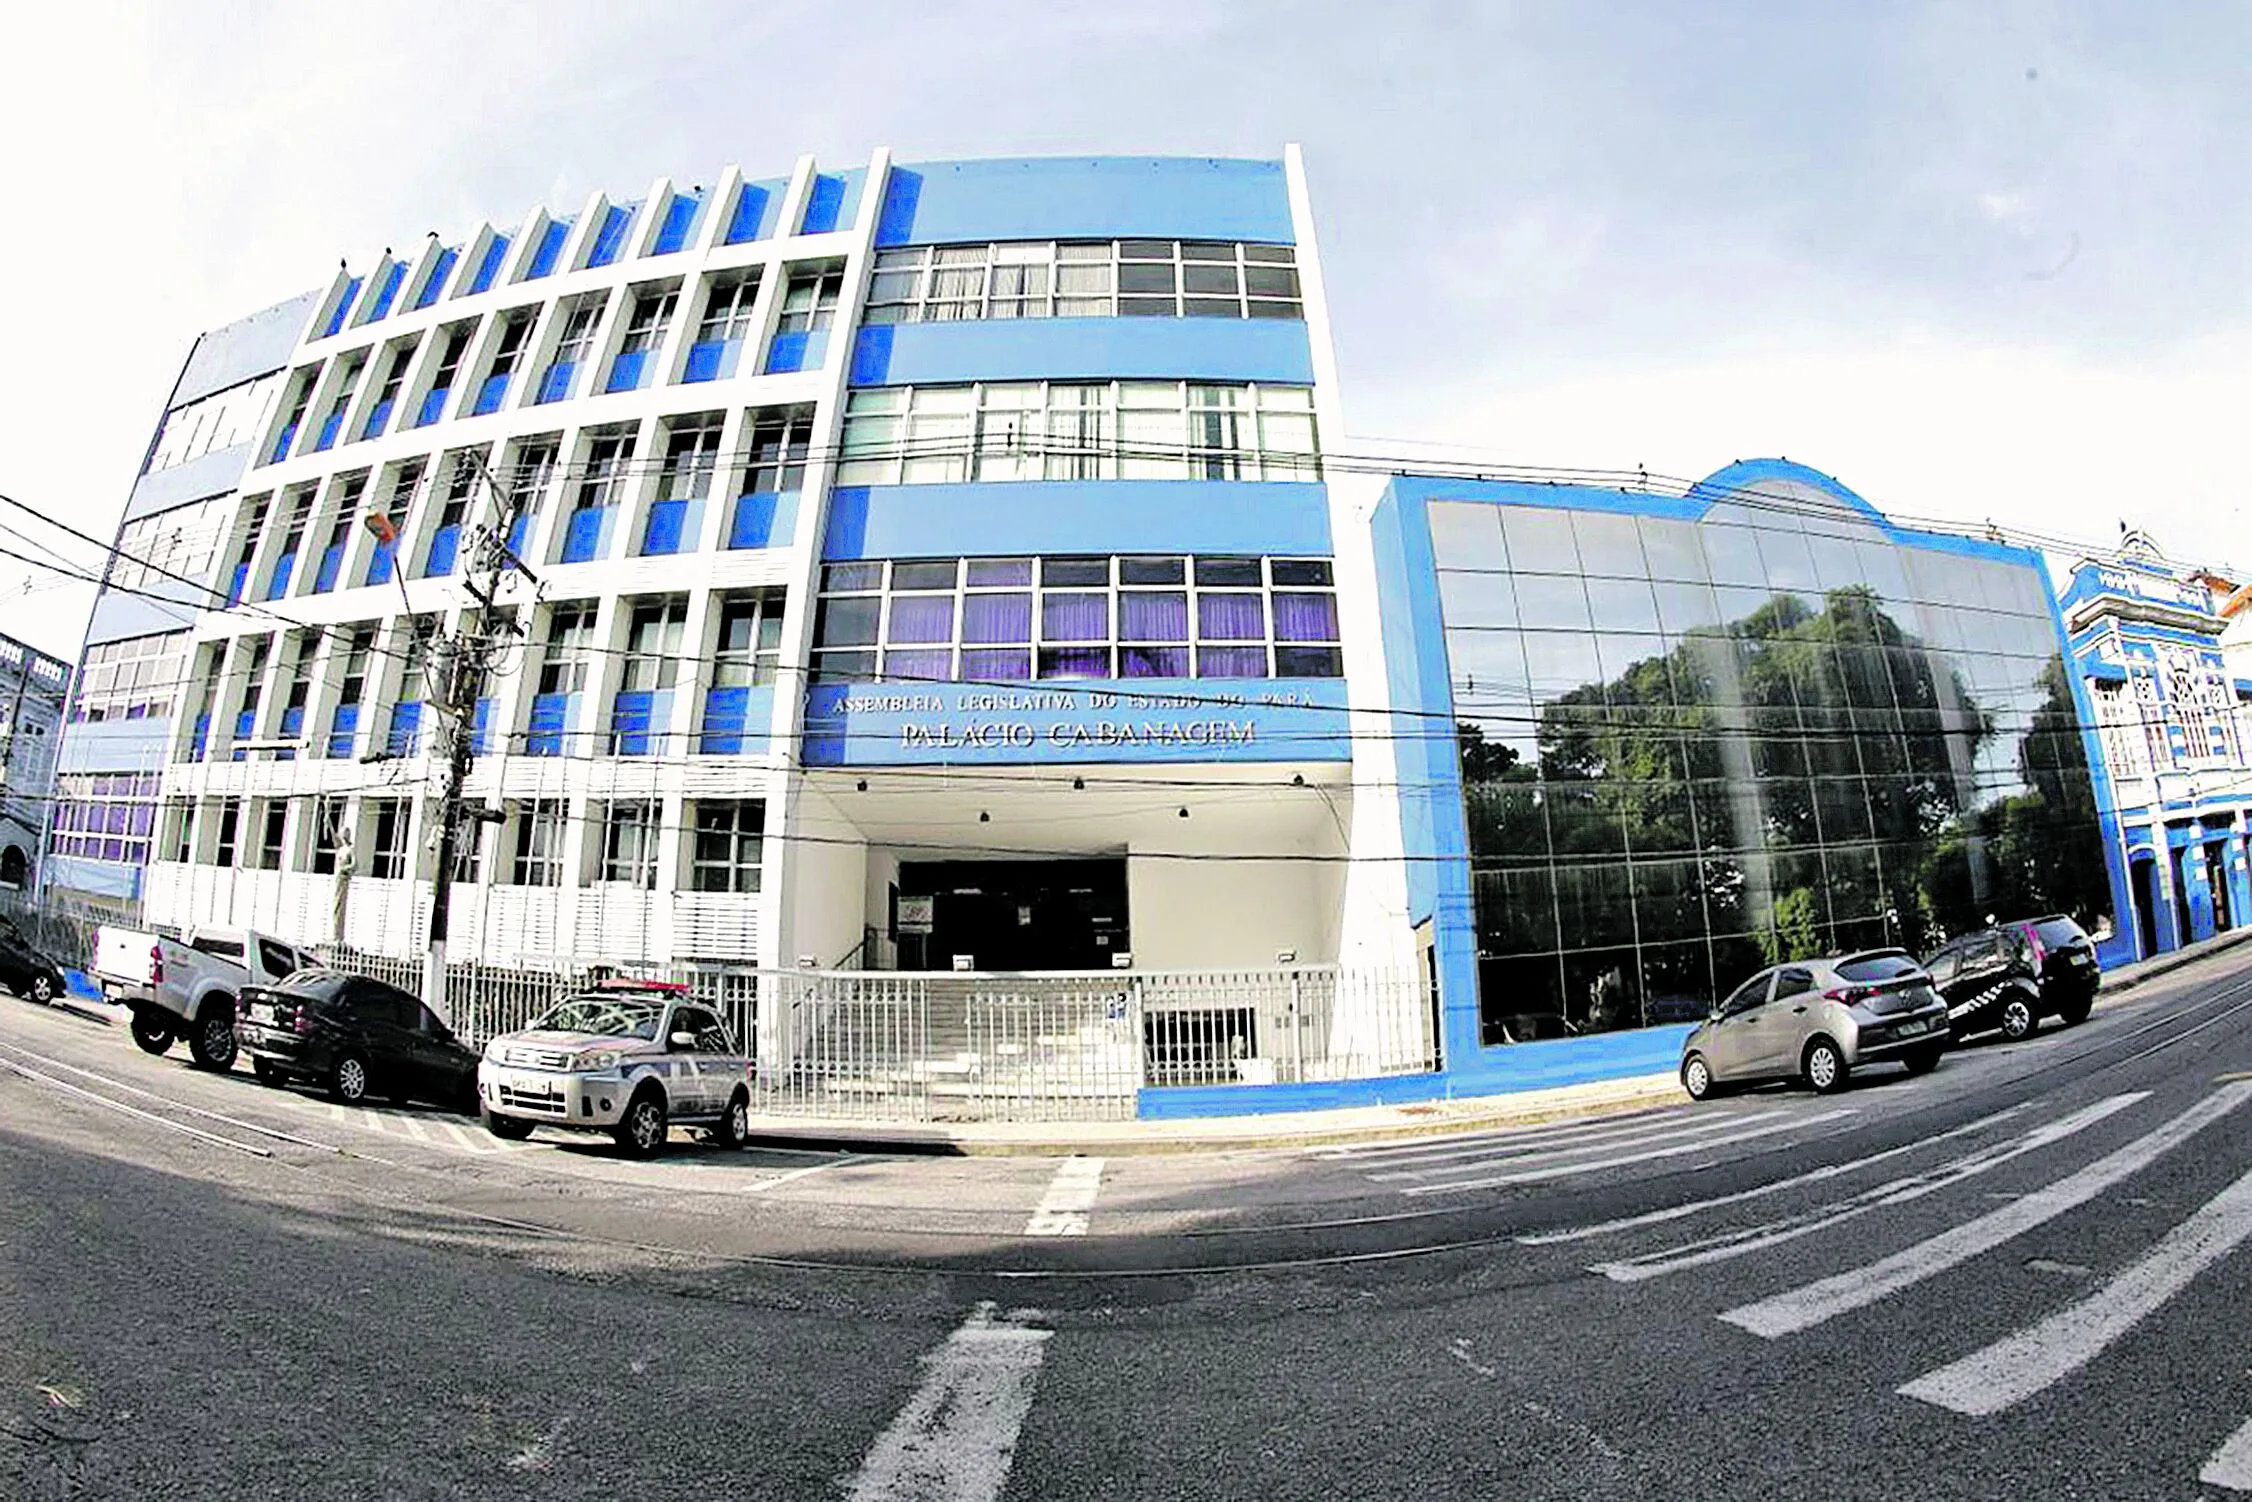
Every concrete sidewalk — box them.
[744,925,2252,1157]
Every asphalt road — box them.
[4,949,2252,1499]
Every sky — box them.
[1,0,2247,661]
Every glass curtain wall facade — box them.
[1422,475,2113,1044]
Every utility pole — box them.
[366,452,537,1023]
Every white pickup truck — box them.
[91,924,321,1071]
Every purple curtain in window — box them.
[1120,591,1188,642]
[959,648,1031,681]
[887,595,955,644]
[1198,645,1268,678]
[1197,592,1265,641]
[1271,591,1339,642]
[1041,592,1109,642]
[962,593,1032,644]
[883,648,952,682]
[1039,646,1110,679]
[1121,645,1191,678]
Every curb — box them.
[2096,927,2252,997]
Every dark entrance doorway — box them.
[2131,858,2160,958]
[895,859,1129,971]
[2207,841,2234,933]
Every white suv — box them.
[477,981,751,1157]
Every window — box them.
[697,275,761,344]
[744,407,812,494]
[146,372,282,474]
[472,309,536,415]
[46,773,160,865]
[535,297,605,404]
[861,240,1300,324]
[671,1005,733,1053]
[775,269,842,334]
[600,800,660,887]
[449,819,484,885]
[277,631,317,743]
[691,800,764,893]
[224,498,269,605]
[212,798,241,868]
[466,234,511,295]
[69,634,189,723]
[620,598,686,693]
[608,288,677,392]
[256,800,288,869]
[266,494,312,598]
[310,477,362,593]
[500,437,559,551]
[411,245,458,311]
[309,796,346,874]
[369,799,409,880]
[714,593,784,688]
[310,352,366,452]
[265,369,318,464]
[572,434,633,515]
[538,602,597,696]
[510,799,565,886]
[415,323,474,427]
[161,798,193,864]
[361,340,418,440]
[836,381,1318,485]
[231,636,274,748]
[325,626,375,758]
[108,498,228,595]
[424,451,482,577]
[811,554,1341,683]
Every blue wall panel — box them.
[822,480,1332,561]
[849,317,1313,387]
[876,158,1293,247]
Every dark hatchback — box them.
[2004,914,2102,1020]
[0,923,67,1005]
[1922,915,2099,1042]
[236,968,479,1109]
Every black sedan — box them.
[0,925,66,1005]
[235,968,479,1109]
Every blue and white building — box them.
[2065,539,2252,965]
[55,146,2134,1113]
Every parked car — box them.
[2002,914,2101,1025]
[0,924,66,1005]
[236,968,480,1108]
[476,980,751,1158]
[1679,950,1950,1100]
[92,923,319,1071]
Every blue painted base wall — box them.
[1137,1025,1695,1118]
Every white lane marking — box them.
[744,1155,870,1194]
[2201,1417,2252,1491]
[1313,1105,1710,1162]
[396,1116,430,1143]
[1024,1156,1105,1235]
[1523,1104,2031,1246]
[505,1414,570,1472]
[1398,1108,1855,1195]
[0,1056,275,1157]
[0,1041,336,1151]
[1363,1109,1789,1176]
[1591,1094,2145,1282]
[1722,1080,2252,1338]
[1899,1161,2252,1415]
[845,1303,1050,1502]
[1449,1339,1496,1378]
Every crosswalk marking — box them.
[1025,1156,1105,1236]
[1590,1094,2146,1283]
[845,1303,1050,1502]
[1397,1107,1855,1196]
[2201,1418,2252,1491]
[1312,1106,1711,1164]
[1364,1110,1791,1179]
[1522,1103,2031,1246]
[1720,1080,2252,1339]
[1899,1160,2252,1415]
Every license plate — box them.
[248,1003,276,1025]
[2069,953,2092,966]
[1896,1019,1928,1037]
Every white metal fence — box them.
[316,949,1438,1124]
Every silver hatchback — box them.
[1680,950,1950,1100]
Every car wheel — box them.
[1902,1045,1943,1076]
[2058,996,2093,1027]
[613,1089,669,1159]
[28,972,56,1005]
[186,1001,238,1072]
[1681,1052,1718,1102]
[708,1089,750,1148]
[1999,994,2036,1042]
[251,1059,284,1087]
[129,1011,175,1055]
[329,1052,372,1105]
[1803,1036,1849,1095]
[482,1110,535,1141]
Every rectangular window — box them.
[538,602,597,695]
[46,774,162,866]
[510,800,565,886]
[600,800,660,887]
[835,381,1314,486]
[309,796,346,874]
[608,287,677,392]
[361,340,417,440]
[776,269,842,334]
[536,297,604,404]
[691,800,764,893]
[149,372,283,474]
[265,369,317,464]
[68,633,190,724]
[658,418,722,503]
[563,433,633,562]
[860,240,1299,324]
[714,592,784,688]
[744,407,813,495]
[685,275,760,381]
[415,323,474,427]
[472,310,536,415]
[212,798,241,868]
[621,597,686,692]
[257,800,287,869]
[369,799,409,880]
[310,353,366,452]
